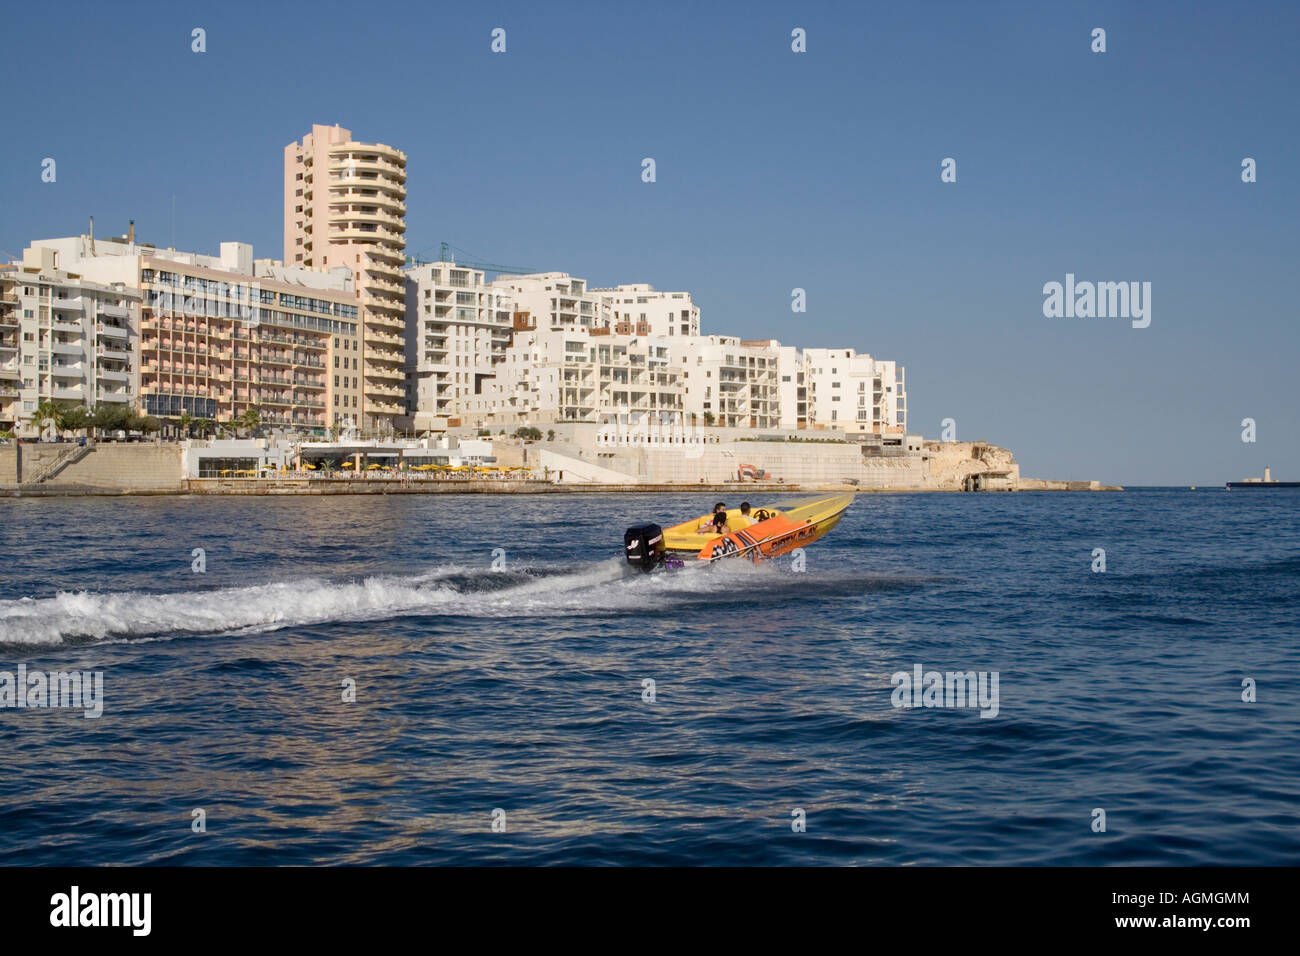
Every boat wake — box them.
[0,558,915,648]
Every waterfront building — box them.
[0,247,140,437]
[490,272,609,331]
[488,325,683,429]
[284,124,408,433]
[402,261,514,432]
[589,284,700,338]
[802,347,907,437]
[676,334,781,429]
[27,234,361,434]
[0,273,15,432]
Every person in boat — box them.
[731,502,754,530]
[699,501,729,534]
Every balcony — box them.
[51,340,82,355]
[51,298,82,313]
[363,309,405,331]
[364,244,406,265]
[329,187,405,213]
[97,368,129,382]
[329,156,406,181]
[328,208,405,231]
[363,276,404,295]
[366,330,404,347]
[99,303,132,320]
[98,323,130,339]
[364,366,405,383]
[328,173,404,197]
[52,387,86,400]
[257,331,327,349]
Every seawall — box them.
[0,440,1118,496]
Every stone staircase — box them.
[25,443,95,484]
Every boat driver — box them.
[731,502,754,530]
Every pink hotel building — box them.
[284,125,408,435]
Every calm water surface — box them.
[0,489,1297,865]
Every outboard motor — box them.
[624,523,665,571]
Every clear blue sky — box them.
[3,0,1297,485]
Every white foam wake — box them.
[0,558,771,647]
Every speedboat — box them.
[623,493,853,571]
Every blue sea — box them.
[0,489,1297,865]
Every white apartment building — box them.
[491,273,608,331]
[590,284,700,338]
[746,341,808,431]
[802,347,907,436]
[403,261,515,430]
[1,247,140,436]
[489,326,682,429]
[676,334,781,429]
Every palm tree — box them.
[239,407,260,438]
[179,410,193,438]
[28,399,65,439]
